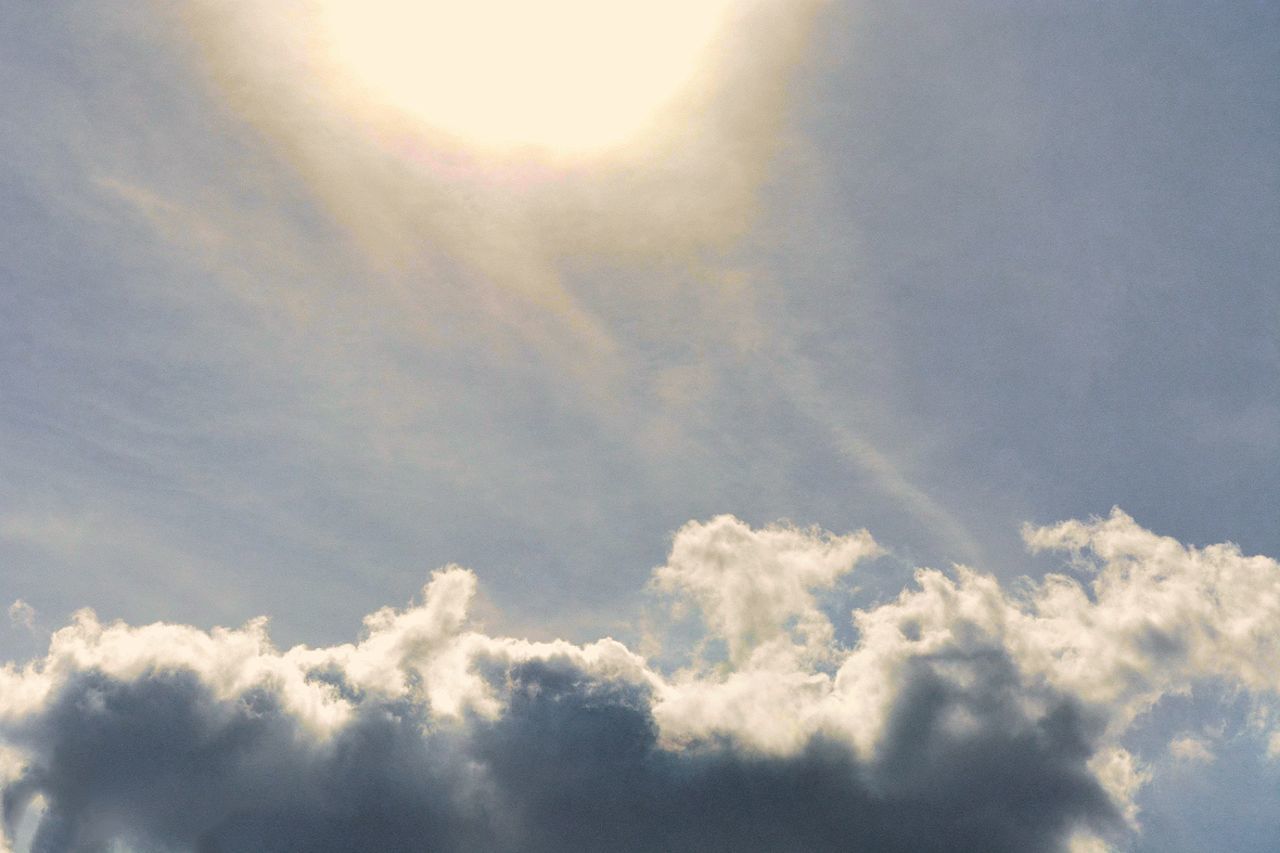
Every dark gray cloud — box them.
[2,649,1116,853]
[479,654,1116,853]
[9,510,1278,852]
[6,669,477,853]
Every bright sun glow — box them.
[319,0,734,157]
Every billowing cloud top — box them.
[4,510,1278,852]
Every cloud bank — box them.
[4,511,1279,852]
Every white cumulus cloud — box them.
[3,510,1279,852]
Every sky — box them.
[1,2,1278,851]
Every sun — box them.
[317,0,735,158]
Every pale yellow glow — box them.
[318,0,734,157]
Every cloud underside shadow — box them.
[5,659,1109,853]
[4,510,1280,852]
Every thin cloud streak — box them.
[769,345,986,565]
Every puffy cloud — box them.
[3,510,1280,851]
[652,515,879,666]
[1020,509,1280,725]
[1168,734,1215,764]
[5,604,32,633]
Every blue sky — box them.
[2,3,1278,851]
